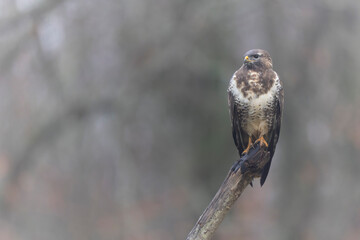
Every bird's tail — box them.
[260,157,272,186]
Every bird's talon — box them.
[241,136,253,155]
[254,136,268,147]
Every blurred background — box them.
[0,0,359,239]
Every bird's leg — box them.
[241,137,253,155]
[254,136,268,147]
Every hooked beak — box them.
[244,55,252,63]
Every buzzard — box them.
[228,49,284,186]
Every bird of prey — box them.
[228,49,284,186]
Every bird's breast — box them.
[228,72,279,136]
[229,71,278,104]
[248,92,275,124]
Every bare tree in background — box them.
[0,0,359,240]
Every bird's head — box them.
[243,49,273,69]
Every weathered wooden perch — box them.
[186,143,270,240]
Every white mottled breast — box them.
[228,71,281,136]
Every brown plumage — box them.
[228,49,284,186]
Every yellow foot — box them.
[242,137,253,155]
[254,136,269,147]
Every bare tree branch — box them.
[0,0,65,35]
[0,99,121,216]
[186,143,270,240]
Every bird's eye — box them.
[253,54,260,59]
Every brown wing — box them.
[260,76,284,186]
[228,91,250,156]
